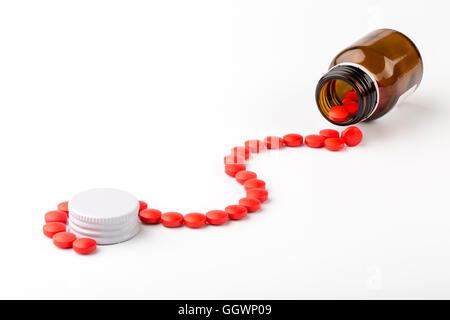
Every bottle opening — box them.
[317,78,360,125]
[315,64,378,125]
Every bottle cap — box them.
[68,188,140,245]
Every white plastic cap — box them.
[68,188,140,245]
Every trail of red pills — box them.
[42,126,363,255]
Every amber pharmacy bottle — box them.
[316,29,423,125]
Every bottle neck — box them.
[315,63,379,125]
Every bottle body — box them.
[316,29,423,125]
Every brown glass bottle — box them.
[316,29,423,125]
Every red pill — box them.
[328,106,349,122]
[324,138,345,151]
[238,197,261,212]
[246,188,268,202]
[264,136,283,149]
[230,146,250,160]
[206,210,229,225]
[344,91,358,101]
[183,213,207,228]
[342,98,355,105]
[57,201,69,214]
[319,129,340,139]
[161,212,184,228]
[244,178,266,191]
[283,133,303,147]
[235,170,257,185]
[53,232,76,248]
[344,102,359,117]
[225,205,248,220]
[245,140,265,153]
[139,208,162,224]
[305,135,325,148]
[45,210,68,224]
[43,222,66,238]
[341,126,363,146]
[139,200,148,212]
[73,238,97,255]
[224,154,245,165]
[225,163,246,177]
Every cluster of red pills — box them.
[139,126,362,227]
[42,126,363,254]
[328,90,359,122]
[42,202,97,255]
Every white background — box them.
[0,0,449,299]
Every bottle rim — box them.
[315,63,379,125]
